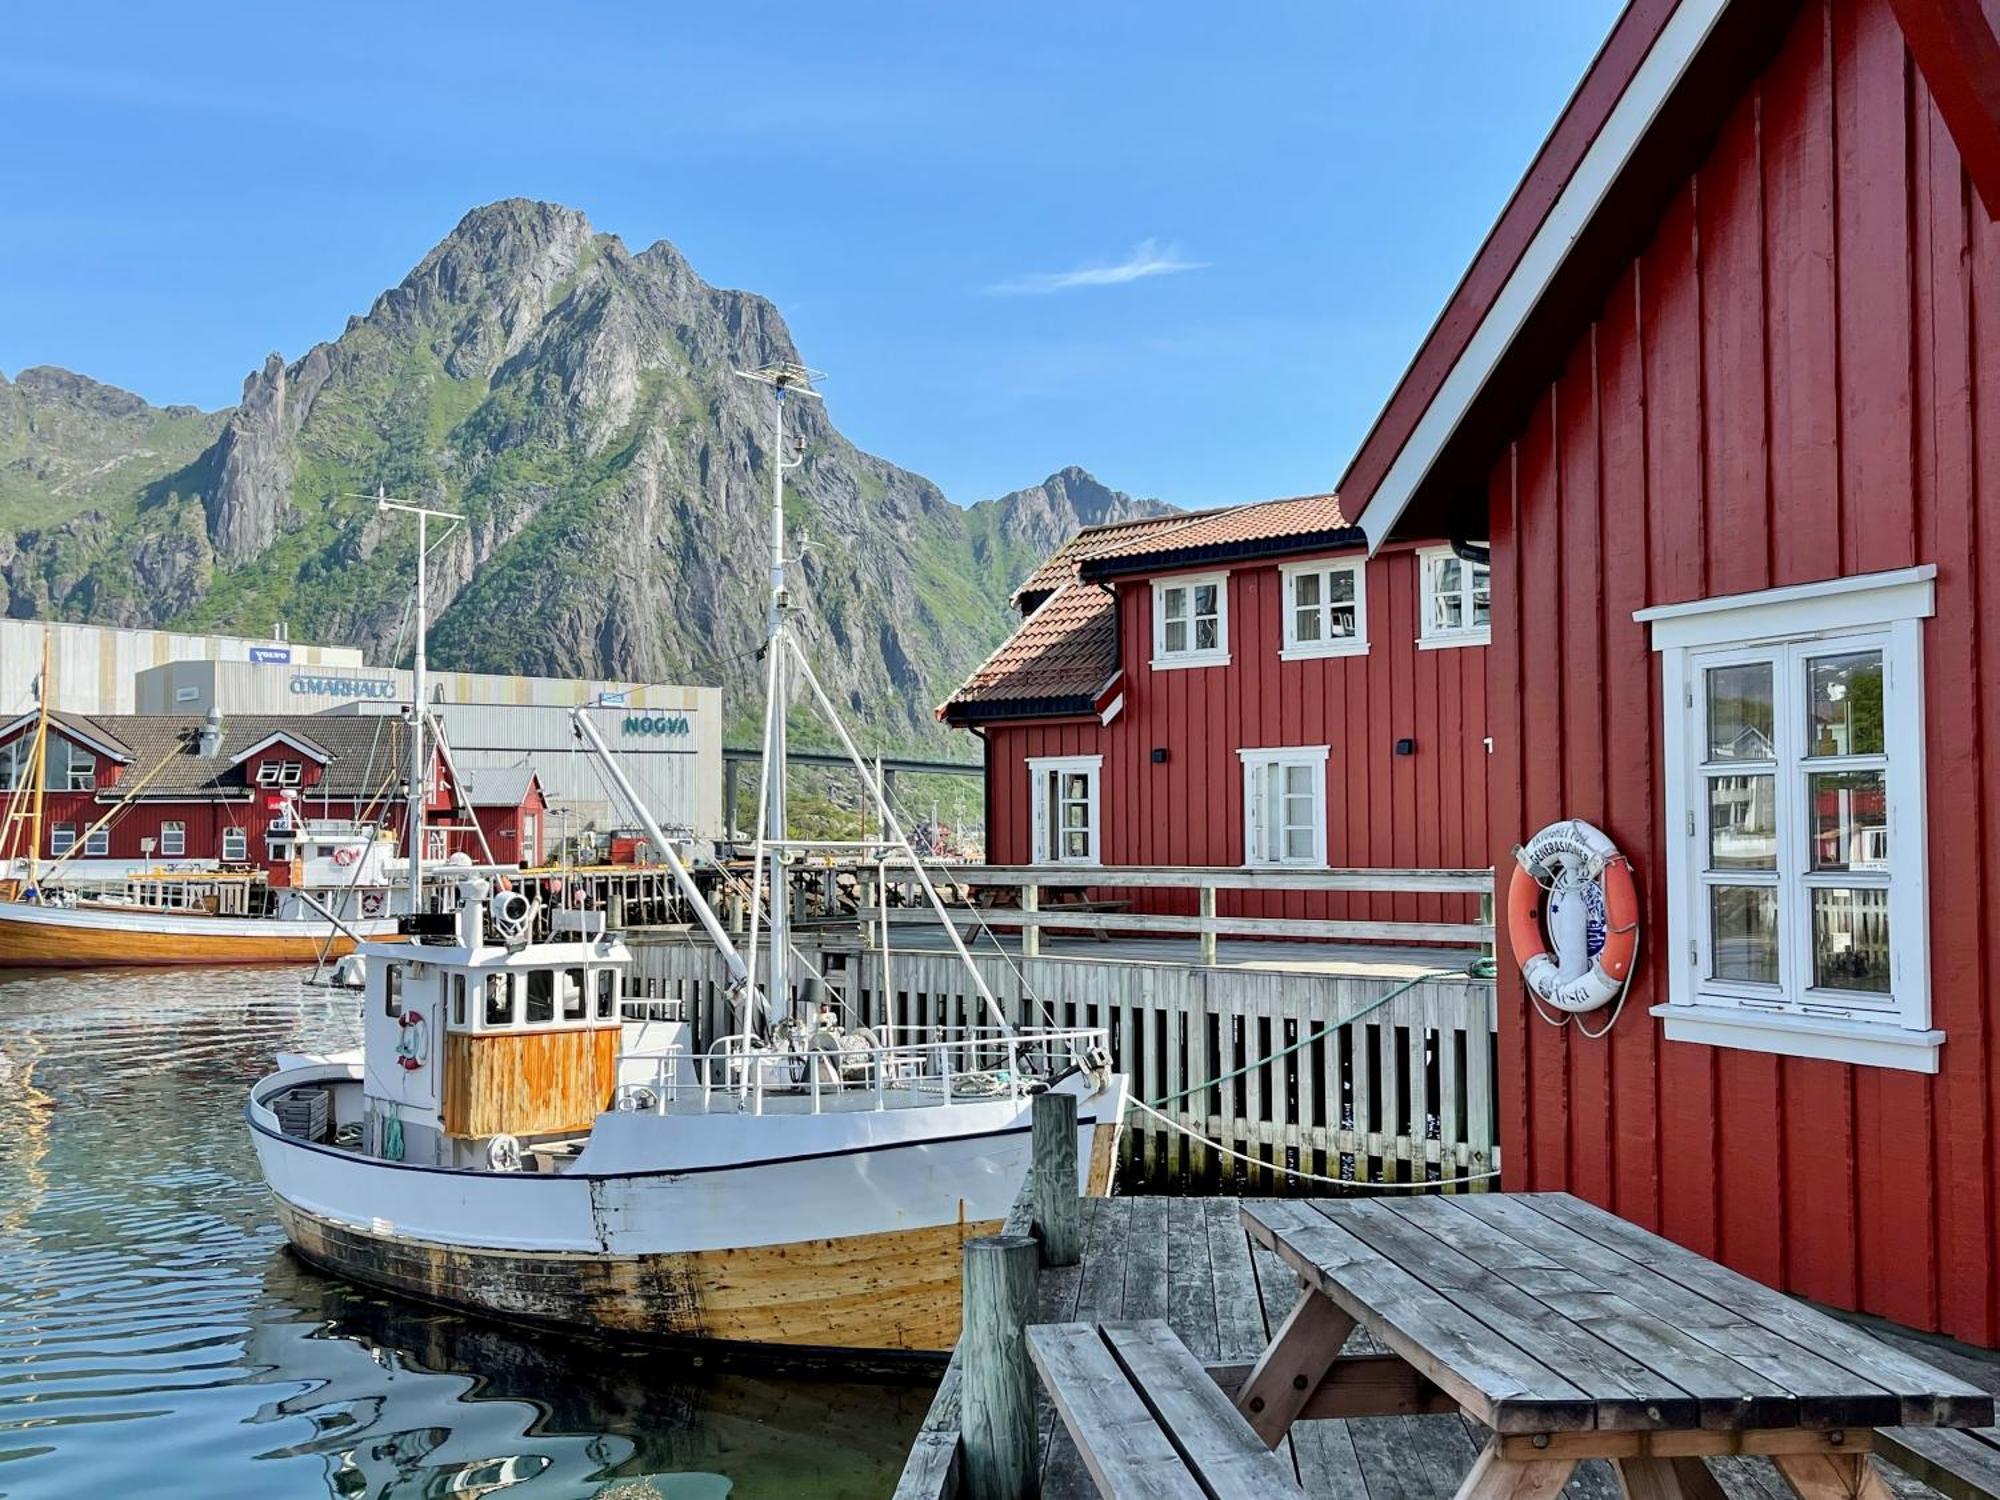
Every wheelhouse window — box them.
[221,827,248,862]
[160,822,185,857]
[1280,559,1367,659]
[384,966,403,1019]
[1151,572,1229,669]
[596,968,617,1019]
[1239,746,1329,867]
[452,973,467,1027]
[84,826,109,857]
[1418,546,1491,647]
[563,967,587,1021]
[525,969,555,1024]
[1642,567,1936,1072]
[1026,755,1101,866]
[484,973,515,1027]
[50,823,75,857]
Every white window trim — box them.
[221,827,248,862]
[1641,565,1937,1073]
[1027,754,1102,867]
[160,822,186,858]
[83,826,109,857]
[1279,558,1370,661]
[1417,545,1491,648]
[1150,570,1231,670]
[49,824,75,856]
[1238,745,1331,869]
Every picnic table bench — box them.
[1026,1191,1993,1500]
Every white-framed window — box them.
[50,823,75,857]
[1239,746,1330,867]
[1640,565,1937,1073]
[160,822,185,857]
[1280,559,1368,660]
[221,826,248,862]
[254,761,303,788]
[522,813,539,862]
[84,826,109,857]
[1418,546,1491,647]
[1151,572,1230,669]
[54,738,96,791]
[0,740,25,791]
[1027,755,1101,866]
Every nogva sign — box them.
[290,672,401,701]
[623,714,691,738]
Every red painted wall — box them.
[1487,0,2000,1343]
[982,547,1490,927]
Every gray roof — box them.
[20,713,414,799]
[458,764,541,808]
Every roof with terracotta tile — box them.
[1011,513,1199,604]
[939,583,1118,723]
[0,712,416,799]
[1073,492,1355,578]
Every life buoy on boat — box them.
[1507,819,1639,1017]
[394,1009,429,1071]
[361,890,384,916]
[332,847,359,867]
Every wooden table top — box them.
[1242,1192,1994,1437]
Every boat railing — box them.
[610,1025,1106,1118]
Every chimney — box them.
[199,707,224,758]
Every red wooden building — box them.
[0,710,539,880]
[939,495,1491,927]
[1340,0,2000,1343]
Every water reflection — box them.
[0,965,928,1499]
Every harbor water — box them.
[0,966,930,1499]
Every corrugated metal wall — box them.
[1488,0,2000,1345]
[1,620,362,719]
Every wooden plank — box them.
[890,1428,959,1500]
[1517,1195,1993,1427]
[1240,1199,1595,1433]
[901,865,1496,894]
[1453,1438,1577,1499]
[1101,1321,1306,1497]
[1205,1198,1267,1362]
[861,905,1493,945]
[1026,1322,1210,1500]
[1873,1426,2000,1500]
[1046,1196,1137,1495]
[1123,1196,1170,1324]
[1164,1199,1219,1363]
[1209,1353,1460,1420]
[1498,1429,1878,1462]
[1235,1289,1359,1445]
[1323,1199,1701,1431]
[1768,1451,1898,1500]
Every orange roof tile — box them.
[1076,493,1350,570]
[939,583,1118,721]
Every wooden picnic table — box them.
[1236,1192,1995,1499]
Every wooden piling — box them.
[1031,1091,1081,1266]
[959,1233,1039,1500]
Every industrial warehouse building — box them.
[2,618,722,840]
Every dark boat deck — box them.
[899,1195,1990,1498]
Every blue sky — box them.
[1,2,1621,510]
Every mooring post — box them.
[1030,1090,1080,1266]
[1199,881,1219,966]
[960,1233,1039,1500]
[1021,883,1040,959]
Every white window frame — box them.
[84,825,109,857]
[160,822,185,858]
[1026,754,1102,867]
[255,760,303,788]
[1417,545,1492,648]
[1150,570,1230,670]
[1238,745,1330,868]
[50,823,75,857]
[1639,565,1938,1073]
[221,826,248,862]
[1279,558,1369,660]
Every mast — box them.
[734,361,821,1023]
[25,630,51,895]
[371,490,461,913]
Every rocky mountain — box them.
[0,200,1173,748]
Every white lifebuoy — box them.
[1507,819,1640,1017]
[332,847,359,867]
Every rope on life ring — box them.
[1508,818,1640,1036]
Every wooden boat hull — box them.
[249,1064,1125,1356]
[0,900,400,968]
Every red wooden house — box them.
[0,710,527,880]
[939,495,1491,928]
[458,764,549,866]
[1339,0,2000,1343]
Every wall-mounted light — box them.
[1394,738,1416,757]
[1151,747,1169,764]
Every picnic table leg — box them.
[1233,1287,1356,1446]
[1453,1438,1576,1499]
[1614,1456,1726,1500]
[1769,1452,1897,1500]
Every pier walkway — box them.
[896,1194,1992,1500]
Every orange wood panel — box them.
[442,1026,620,1138]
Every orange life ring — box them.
[1508,819,1639,1015]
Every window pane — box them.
[1471,564,1491,625]
[1809,770,1888,871]
[1435,557,1461,596]
[1284,826,1314,860]
[485,975,512,1026]
[1812,887,1891,993]
[526,970,555,1024]
[1328,569,1355,604]
[1164,620,1187,654]
[1193,584,1217,618]
[1806,650,1884,758]
[1062,772,1089,802]
[1294,606,1322,642]
[1063,830,1088,858]
[1293,572,1320,607]
[1710,886,1779,985]
[1262,768,1281,862]
[1706,662,1775,762]
[1328,604,1356,638]
[1435,591,1464,630]
[1162,586,1186,621]
[1707,774,1777,869]
[1194,617,1219,651]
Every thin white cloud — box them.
[985,238,1206,296]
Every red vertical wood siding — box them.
[1489,0,2000,1343]
[981,548,1490,927]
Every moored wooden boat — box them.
[0,898,400,967]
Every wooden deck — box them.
[897,1195,1993,1499]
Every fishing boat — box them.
[248,364,1128,1356]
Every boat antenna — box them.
[369,488,462,916]
[733,360,821,1025]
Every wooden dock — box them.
[895,1194,1983,1500]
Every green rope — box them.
[1145,958,1496,1110]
